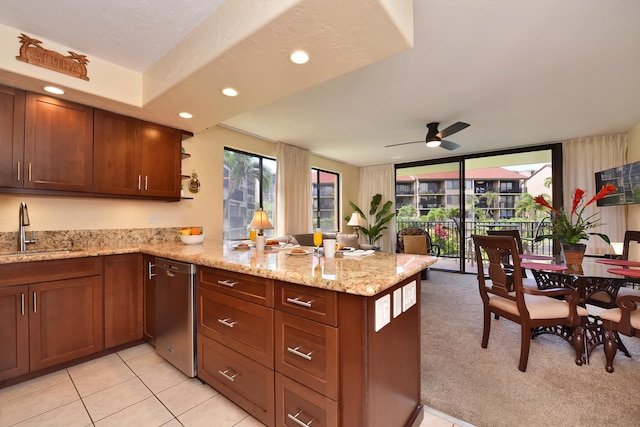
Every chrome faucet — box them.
[18,202,36,251]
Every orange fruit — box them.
[190,228,201,235]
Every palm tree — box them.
[515,193,537,219]
[483,191,500,220]
[544,176,553,188]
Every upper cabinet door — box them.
[0,85,25,188]
[94,109,143,195]
[24,93,93,192]
[141,122,181,199]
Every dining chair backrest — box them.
[622,230,640,261]
[487,229,527,277]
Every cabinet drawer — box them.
[275,311,339,400]
[197,286,274,368]
[198,334,274,427]
[0,257,104,288]
[276,373,338,427]
[275,281,337,326]
[199,267,273,306]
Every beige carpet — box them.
[421,270,640,427]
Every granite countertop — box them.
[0,239,437,297]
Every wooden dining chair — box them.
[472,234,589,372]
[621,230,640,261]
[600,294,640,373]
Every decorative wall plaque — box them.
[16,33,89,81]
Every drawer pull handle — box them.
[286,297,313,308]
[217,279,237,288]
[218,318,237,328]
[218,369,238,382]
[287,411,315,426]
[287,346,314,361]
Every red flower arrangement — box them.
[534,184,617,245]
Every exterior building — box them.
[396,167,532,220]
[312,170,339,231]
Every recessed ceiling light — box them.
[290,50,310,65]
[221,87,238,97]
[43,85,65,95]
[178,112,193,119]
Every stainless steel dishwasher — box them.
[155,258,197,377]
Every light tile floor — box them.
[0,343,471,427]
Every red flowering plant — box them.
[534,184,617,245]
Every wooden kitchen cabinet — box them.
[143,254,156,345]
[94,109,182,199]
[197,267,275,426]
[274,276,422,427]
[196,268,423,427]
[0,84,25,188]
[24,93,93,192]
[0,285,29,381]
[141,122,182,198]
[0,257,104,385]
[29,275,104,371]
[104,253,143,348]
[94,109,143,196]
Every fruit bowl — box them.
[179,234,205,245]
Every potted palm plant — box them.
[345,194,396,249]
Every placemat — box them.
[596,259,640,267]
[519,254,555,261]
[521,262,567,271]
[607,268,640,278]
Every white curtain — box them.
[359,164,396,252]
[276,142,311,236]
[563,133,627,255]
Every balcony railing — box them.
[396,219,553,261]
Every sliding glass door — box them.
[395,145,560,273]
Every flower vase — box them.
[561,243,586,265]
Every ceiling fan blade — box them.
[439,140,461,150]
[384,140,422,148]
[439,122,470,139]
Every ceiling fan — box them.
[385,121,470,150]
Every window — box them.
[311,168,339,231]
[223,148,276,240]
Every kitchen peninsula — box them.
[0,237,437,427]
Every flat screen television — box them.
[595,160,640,206]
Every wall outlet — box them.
[393,288,402,318]
[403,280,417,312]
[375,294,391,332]
[147,215,160,223]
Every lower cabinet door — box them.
[198,333,274,426]
[29,276,104,371]
[0,285,29,382]
[104,253,143,348]
[276,373,338,427]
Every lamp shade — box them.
[249,209,273,233]
[347,212,367,227]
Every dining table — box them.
[521,255,640,363]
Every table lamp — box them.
[249,208,273,251]
[347,212,367,228]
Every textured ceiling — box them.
[0,0,639,167]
